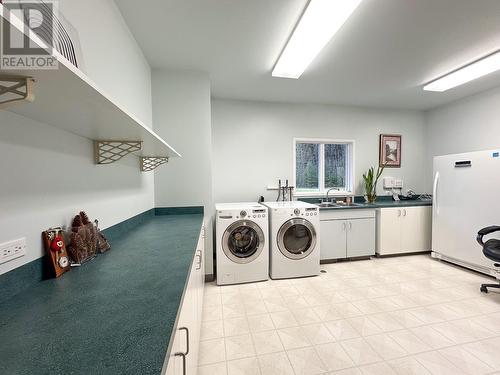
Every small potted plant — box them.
[363,164,385,203]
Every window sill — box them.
[295,191,355,198]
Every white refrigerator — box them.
[432,149,500,276]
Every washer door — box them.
[222,220,265,264]
[277,218,317,260]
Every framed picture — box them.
[379,134,401,168]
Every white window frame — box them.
[293,137,355,197]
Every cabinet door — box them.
[401,207,432,253]
[320,220,347,260]
[163,330,181,375]
[377,208,402,255]
[347,218,376,257]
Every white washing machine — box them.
[263,201,320,279]
[215,202,269,285]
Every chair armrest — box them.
[478,226,500,236]
[477,226,500,246]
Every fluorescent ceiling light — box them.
[424,51,500,92]
[272,0,363,79]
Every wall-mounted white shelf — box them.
[0,4,180,167]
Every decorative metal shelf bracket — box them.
[0,76,35,108]
[94,140,143,165]
[140,156,169,172]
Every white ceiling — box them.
[116,0,500,110]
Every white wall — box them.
[152,70,214,275]
[0,0,154,275]
[425,85,500,189]
[212,99,428,203]
[59,0,153,127]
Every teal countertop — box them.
[0,212,203,375]
[300,197,432,210]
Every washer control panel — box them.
[290,207,318,217]
[218,207,267,219]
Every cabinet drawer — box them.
[320,209,375,221]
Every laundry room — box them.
[1,1,500,375]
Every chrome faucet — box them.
[326,187,340,202]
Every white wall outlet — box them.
[383,177,395,189]
[394,179,404,188]
[0,238,27,264]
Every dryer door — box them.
[277,218,317,260]
[222,220,265,264]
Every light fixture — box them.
[272,0,363,79]
[424,51,500,92]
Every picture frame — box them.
[379,134,401,168]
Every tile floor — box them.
[198,255,500,375]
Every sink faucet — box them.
[326,187,340,202]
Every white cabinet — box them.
[163,223,205,375]
[320,210,376,260]
[376,206,431,255]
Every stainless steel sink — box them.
[317,202,364,208]
[335,202,364,207]
[317,202,339,208]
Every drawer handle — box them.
[196,250,202,270]
[174,327,190,375]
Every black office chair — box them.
[477,226,500,293]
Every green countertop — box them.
[300,197,432,210]
[319,199,432,210]
[0,213,203,375]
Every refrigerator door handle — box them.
[433,172,440,215]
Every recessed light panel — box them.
[272,0,363,79]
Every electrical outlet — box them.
[0,238,27,264]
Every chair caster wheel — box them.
[480,286,488,293]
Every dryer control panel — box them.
[290,207,318,217]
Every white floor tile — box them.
[247,313,275,332]
[388,356,432,375]
[290,307,322,325]
[201,319,224,341]
[198,361,228,375]
[224,317,250,337]
[325,319,361,341]
[227,357,261,375]
[244,300,268,316]
[340,337,382,366]
[223,303,247,319]
[364,333,408,360]
[264,298,289,313]
[409,325,454,349]
[415,351,467,375]
[225,334,256,361]
[203,305,223,322]
[199,337,226,365]
[300,323,336,345]
[252,331,284,355]
[270,310,299,329]
[388,329,432,354]
[359,362,398,375]
[438,345,494,375]
[257,352,294,375]
[463,339,500,371]
[315,342,354,372]
[348,316,385,336]
[277,326,312,350]
[313,304,343,321]
[287,346,328,375]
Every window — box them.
[294,138,354,196]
